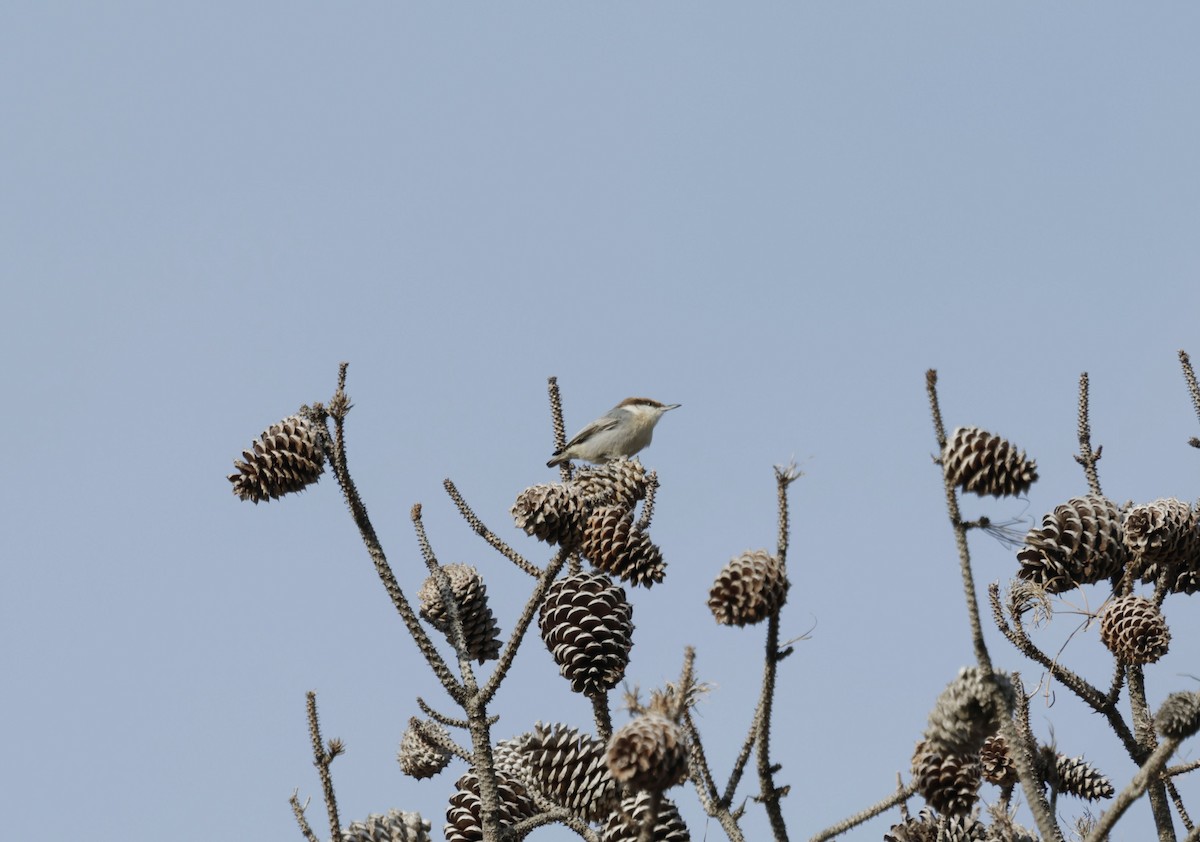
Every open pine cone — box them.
[228,410,326,503]
[942,426,1038,498]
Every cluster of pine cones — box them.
[942,426,1200,668]
[895,669,1114,842]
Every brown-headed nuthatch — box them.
[547,397,681,467]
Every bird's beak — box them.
[665,403,681,411]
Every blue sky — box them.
[3,4,1200,840]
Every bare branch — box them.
[1073,372,1103,495]
[304,691,341,842]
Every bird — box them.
[547,397,681,467]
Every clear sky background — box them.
[4,4,1200,841]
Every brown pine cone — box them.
[1016,495,1128,593]
[708,549,789,626]
[979,735,1017,788]
[517,722,617,821]
[228,410,326,503]
[601,793,690,842]
[942,426,1038,498]
[444,764,538,842]
[539,571,634,696]
[606,714,688,792]
[1125,499,1200,594]
[911,740,982,817]
[581,506,666,588]
[512,483,589,548]
[1051,754,1114,801]
[923,667,1013,757]
[397,718,452,780]
[1100,595,1170,665]
[884,807,986,842]
[570,459,648,511]
[342,810,432,842]
[418,564,502,664]
[1155,692,1200,739]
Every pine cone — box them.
[1016,495,1128,593]
[444,764,538,842]
[924,667,1013,757]
[602,793,690,842]
[228,411,326,503]
[885,808,986,842]
[397,718,452,780]
[342,810,432,842]
[581,506,666,588]
[1125,499,1200,594]
[708,549,789,626]
[539,572,634,696]
[1052,754,1114,801]
[606,714,688,792]
[979,735,1017,788]
[942,427,1038,498]
[884,808,940,842]
[512,483,590,548]
[418,564,502,664]
[911,741,982,817]
[1100,595,1170,665]
[517,722,617,822]
[1155,692,1200,739]
[570,459,648,511]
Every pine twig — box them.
[289,791,320,842]
[411,503,484,685]
[509,808,599,841]
[634,470,660,532]
[590,690,613,743]
[323,364,464,704]
[1166,778,1194,833]
[807,780,916,842]
[1073,372,1103,496]
[1087,735,1183,842]
[927,370,1062,841]
[548,376,573,480]
[304,691,342,842]
[775,461,802,563]
[925,370,991,670]
[1128,665,1177,839]
[682,706,746,842]
[443,479,540,578]
[480,546,571,706]
[415,696,498,730]
[1179,351,1200,447]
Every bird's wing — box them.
[559,411,622,451]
